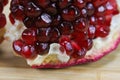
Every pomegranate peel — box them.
[5,0,120,68]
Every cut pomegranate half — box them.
[5,0,120,68]
[0,0,8,43]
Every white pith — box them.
[4,0,120,66]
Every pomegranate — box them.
[5,0,120,68]
[0,0,8,43]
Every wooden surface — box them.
[0,44,120,80]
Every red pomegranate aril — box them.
[41,13,52,24]
[72,31,88,41]
[105,2,114,15]
[59,36,71,44]
[10,5,25,20]
[96,6,106,16]
[62,6,80,21]
[51,15,61,26]
[88,25,96,39]
[46,5,57,15]
[95,25,110,37]
[35,42,49,55]
[0,3,3,13]
[58,22,73,35]
[75,0,86,9]
[59,36,74,55]
[49,28,60,42]
[108,0,119,13]
[50,0,57,2]
[25,2,41,17]
[81,8,87,17]
[9,13,15,24]
[37,28,50,42]
[79,39,93,50]
[64,41,74,55]
[72,48,86,59]
[0,14,6,28]
[93,0,107,7]
[35,13,52,28]
[19,0,30,6]
[0,0,7,29]
[3,0,8,6]
[21,44,37,58]
[97,16,105,25]
[58,0,72,9]
[86,3,95,16]
[13,39,24,54]
[105,14,112,25]
[23,17,35,28]
[22,28,37,44]
[89,16,97,25]
[11,0,19,6]
[105,2,119,15]
[36,0,50,8]
[74,18,88,31]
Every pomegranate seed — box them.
[9,13,15,24]
[0,3,3,13]
[24,2,41,17]
[62,6,80,21]
[58,0,72,9]
[23,17,35,28]
[72,31,88,41]
[34,41,49,55]
[35,13,52,28]
[46,4,57,15]
[3,0,8,6]
[88,25,96,39]
[74,18,88,31]
[37,28,51,42]
[51,15,61,26]
[22,28,37,44]
[79,39,93,50]
[0,0,8,28]
[58,22,73,35]
[36,0,50,8]
[59,36,74,55]
[21,44,37,58]
[13,39,37,58]
[86,3,95,16]
[0,14,6,28]
[74,0,86,9]
[95,25,110,37]
[10,5,25,20]
[13,39,24,54]
[72,48,86,58]
[49,28,60,42]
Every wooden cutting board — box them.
[0,2,120,80]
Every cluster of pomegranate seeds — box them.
[10,0,119,59]
[0,0,8,29]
